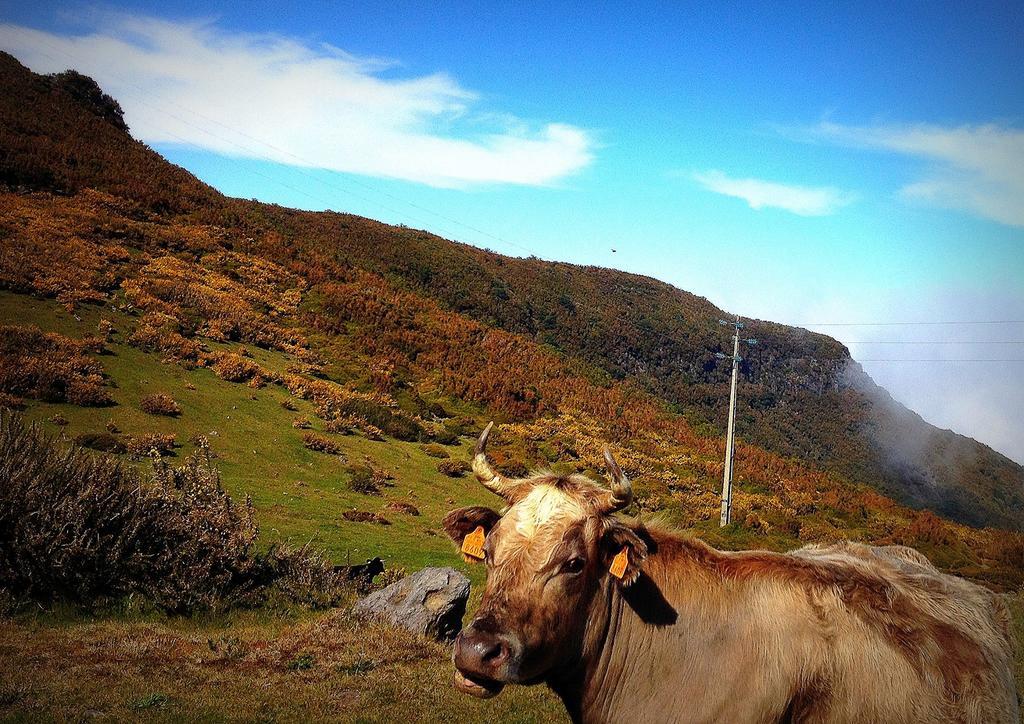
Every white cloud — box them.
[692,169,854,216]
[812,121,1024,227]
[0,16,595,188]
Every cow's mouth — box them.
[453,669,506,699]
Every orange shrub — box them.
[0,324,113,406]
[302,432,340,455]
[140,392,181,416]
[212,353,262,382]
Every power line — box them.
[794,320,1024,327]
[855,359,1024,363]
[846,341,1024,344]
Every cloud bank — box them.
[812,121,1024,228]
[692,169,854,216]
[792,289,1024,466]
[0,16,595,188]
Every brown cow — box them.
[443,423,1020,723]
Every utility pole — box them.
[717,319,756,527]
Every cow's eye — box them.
[562,557,585,575]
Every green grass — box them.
[0,291,494,582]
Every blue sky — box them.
[2,1,1023,463]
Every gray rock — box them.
[354,566,470,641]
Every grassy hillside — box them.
[0,291,499,577]
[1,50,1020,531]
[1,230,1022,592]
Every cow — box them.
[442,423,1020,723]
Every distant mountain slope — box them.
[1,51,1021,530]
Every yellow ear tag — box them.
[461,526,486,561]
[610,548,629,579]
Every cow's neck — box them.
[545,571,623,723]
[547,531,759,724]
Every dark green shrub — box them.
[74,432,125,453]
[437,459,471,478]
[428,426,459,445]
[336,398,422,442]
[345,464,379,495]
[420,443,449,458]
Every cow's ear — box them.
[601,522,648,587]
[442,506,501,561]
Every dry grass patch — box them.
[0,612,567,722]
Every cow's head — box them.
[443,423,646,698]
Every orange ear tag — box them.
[610,548,629,579]
[461,526,486,561]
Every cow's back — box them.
[789,541,1019,723]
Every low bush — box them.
[302,432,340,455]
[385,501,420,516]
[420,443,449,459]
[212,353,262,383]
[73,432,125,453]
[124,432,176,459]
[0,412,345,612]
[346,464,379,495]
[373,567,407,589]
[127,313,205,365]
[324,415,361,435]
[335,398,422,442]
[427,426,459,445]
[342,510,390,525]
[442,417,475,438]
[140,392,181,416]
[437,459,471,478]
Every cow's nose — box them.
[454,626,510,678]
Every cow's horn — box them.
[598,447,632,513]
[472,422,514,500]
